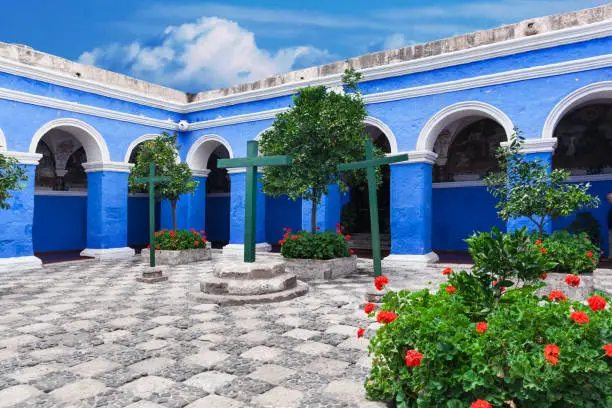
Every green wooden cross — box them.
[338,139,408,277]
[135,163,170,268]
[218,140,291,263]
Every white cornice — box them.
[501,138,558,153]
[0,87,179,130]
[189,108,286,130]
[432,180,486,189]
[3,151,42,165]
[390,150,438,165]
[34,190,87,196]
[227,168,247,174]
[82,161,133,173]
[191,169,211,178]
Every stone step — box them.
[200,273,298,296]
[214,260,285,280]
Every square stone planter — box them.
[283,256,357,281]
[141,247,212,266]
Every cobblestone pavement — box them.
[0,257,394,408]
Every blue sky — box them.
[0,0,607,93]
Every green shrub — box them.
[152,228,207,250]
[539,230,600,274]
[365,278,612,407]
[279,228,351,260]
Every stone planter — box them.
[283,256,357,281]
[141,247,212,266]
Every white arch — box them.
[363,116,399,154]
[543,81,612,140]
[416,101,515,152]
[124,134,159,163]
[29,118,110,162]
[186,134,234,170]
[255,127,272,141]
[0,128,6,152]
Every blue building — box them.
[1,5,611,271]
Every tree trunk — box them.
[171,200,177,232]
[311,199,317,234]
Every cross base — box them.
[136,266,168,284]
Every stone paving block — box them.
[50,378,107,403]
[124,401,166,408]
[198,333,225,344]
[16,322,57,334]
[323,379,370,404]
[277,316,304,327]
[237,331,272,344]
[185,371,236,393]
[337,336,369,351]
[128,357,175,375]
[101,329,131,343]
[68,357,121,377]
[325,324,359,337]
[109,317,143,329]
[47,303,77,312]
[119,376,175,399]
[302,357,350,376]
[0,334,39,349]
[282,328,319,340]
[30,346,73,361]
[190,304,219,312]
[0,384,43,407]
[247,364,296,385]
[147,325,181,338]
[62,319,96,332]
[235,318,268,330]
[184,350,229,368]
[135,339,168,351]
[252,386,304,407]
[240,346,283,362]
[32,312,63,322]
[191,312,223,322]
[186,394,242,408]
[8,363,63,382]
[0,349,17,362]
[294,341,334,355]
[151,315,182,325]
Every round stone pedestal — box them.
[191,259,308,305]
[136,266,168,283]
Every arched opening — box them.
[550,99,612,256]
[431,115,508,261]
[342,123,393,257]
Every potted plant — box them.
[141,228,211,265]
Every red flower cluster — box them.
[349,249,355,255]
[471,400,491,408]
[475,322,488,334]
[540,247,547,254]
[169,230,176,238]
[587,295,607,312]
[570,311,589,324]
[535,239,542,246]
[155,245,160,250]
[364,303,376,314]
[193,241,199,247]
[544,344,560,366]
[374,276,389,291]
[564,274,581,288]
[442,267,453,276]
[541,273,548,280]
[446,285,457,294]
[604,344,612,357]
[154,231,158,236]
[357,328,365,338]
[376,311,397,324]
[405,349,423,367]
[345,234,351,240]
[548,290,567,302]
[587,251,594,258]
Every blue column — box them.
[301,183,349,232]
[226,170,268,251]
[189,174,207,232]
[81,165,134,259]
[0,158,42,271]
[506,150,554,234]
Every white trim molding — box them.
[501,138,558,153]
[568,174,612,183]
[207,193,231,198]
[390,150,438,165]
[0,255,42,273]
[3,151,42,165]
[382,252,440,268]
[82,161,133,173]
[189,108,285,131]
[30,118,111,162]
[34,190,87,196]
[433,180,486,189]
[223,243,272,254]
[364,116,399,153]
[227,168,247,174]
[417,101,515,152]
[191,169,211,178]
[543,81,612,140]
[80,247,135,260]
[0,128,6,152]
[124,134,159,163]
[186,134,234,170]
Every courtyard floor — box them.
[0,255,402,408]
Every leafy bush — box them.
[538,230,600,274]
[568,212,602,247]
[279,228,351,260]
[152,228,207,250]
[365,277,612,407]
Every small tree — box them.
[129,132,197,231]
[0,152,28,210]
[484,131,599,235]
[259,68,380,233]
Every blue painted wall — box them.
[432,186,504,251]
[266,195,302,242]
[33,195,87,252]
[301,184,350,233]
[206,195,230,243]
[127,197,161,246]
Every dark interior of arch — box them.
[206,144,230,194]
[552,102,612,173]
[64,147,87,190]
[433,118,505,183]
[35,140,56,189]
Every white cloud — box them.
[79,17,335,92]
[383,33,408,50]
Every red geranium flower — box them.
[587,295,607,312]
[544,344,560,365]
[475,322,488,334]
[283,227,287,231]
[535,239,542,246]
[376,311,397,324]
[540,247,547,254]
[587,251,593,258]
[570,311,589,324]
[193,241,199,246]
[349,249,355,255]
[345,234,351,240]
[364,303,376,314]
[200,230,205,234]
[292,235,297,241]
[147,244,150,248]
[564,274,581,288]
[541,273,548,280]
[160,230,164,235]
[374,275,389,291]
[603,344,612,357]
[336,229,341,234]
[201,238,206,243]
[548,290,567,301]
[283,233,289,239]
[442,267,452,276]
[404,350,423,367]
[169,230,176,238]
[446,285,457,294]
[335,223,340,227]
[471,400,491,408]
[154,231,158,236]
[155,246,160,250]
[357,328,365,338]
[278,240,285,245]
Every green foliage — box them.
[279,229,350,260]
[538,230,600,274]
[568,212,602,248]
[484,132,599,234]
[259,68,381,232]
[153,228,207,250]
[129,132,198,230]
[366,285,611,407]
[0,152,28,210]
